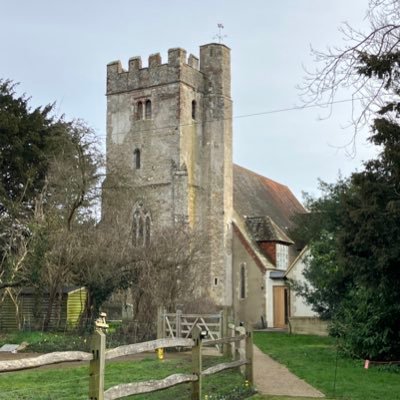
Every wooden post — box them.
[191,325,202,400]
[162,308,167,338]
[222,307,232,357]
[235,326,245,362]
[157,306,163,339]
[245,324,254,385]
[176,309,182,338]
[89,329,105,400]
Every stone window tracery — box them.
[145,216,151,245]
[132,202,151,247]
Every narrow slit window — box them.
[145,100,152,119]
[133,149,141,169]
[191,100,196,120]
[137,101,143,120]
[240,263,246,299]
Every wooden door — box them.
[273,286,288,328]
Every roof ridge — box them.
[233,164,290,190]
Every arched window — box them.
[240,263,246,299]
[136,101,143,120]
[138,216,144,245]
[132,209,140,246]
[133,149,141,169]
[145,100,152,119]
[191,100,196,120]
[145,216,151,246]
[132,202,151,247]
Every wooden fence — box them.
[0,322,253,400]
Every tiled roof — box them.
[233,164,306,237]
[245,216,294,244]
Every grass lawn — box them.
[254,332,400,400]
[0,330,90,352]
[251,396,319,400]
[0,352,253,399]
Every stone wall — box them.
[289,317,329,336]
[103,43,233,306]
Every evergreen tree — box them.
[294,0,400,361]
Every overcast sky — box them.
[1,0,376,200]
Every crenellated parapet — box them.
[106,47,204,94]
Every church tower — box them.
[103,43,233,306]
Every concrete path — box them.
[253,345,325,398]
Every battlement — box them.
[106,43,229,95]
[108,48,198,73]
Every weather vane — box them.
[213,23,227,44]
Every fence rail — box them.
[0,351,93,372]
[0,319,253,400]
[105,338,193,360]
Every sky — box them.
[1,0,377,200]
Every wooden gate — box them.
[158,309,224,345]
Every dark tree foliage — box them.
[0,80,101,304]
[293,0,400,362]
[292,47,400,360]
[290,180,353,321]
[334,116,400,360]
[0,80,65,215]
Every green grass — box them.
[0,331,90,352]
[250,396,318,400]
[254,332,400,400]
[0,354,253,399]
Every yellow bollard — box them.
[157,347,164,360]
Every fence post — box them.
[245,323,254,385]
[222,307,232,357]
[157,306,163,339]
[176,309,182,338]
[163,308,167,338]
[235,325,245,362]
[89,314,107,400]
[191,325,202,400]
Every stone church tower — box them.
[103,44,233,306]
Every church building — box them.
[102,43,316,329]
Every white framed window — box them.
[276,243,289,270]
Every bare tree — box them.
[126,226,207,322]
[302,0,400,130]
[72,216,207,337]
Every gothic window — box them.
[276,243,289,270]
[133,149,141,169]
[136,101,143,120]
[132,202,152,247]
[145,216,151,246]
[240,263,246,299]
[191,100,196,120]
[138,216,144,245]
[132,209,140,246]
[145,100,152,119]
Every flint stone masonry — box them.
[103,43,233,306]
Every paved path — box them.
[253,345,325,398]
